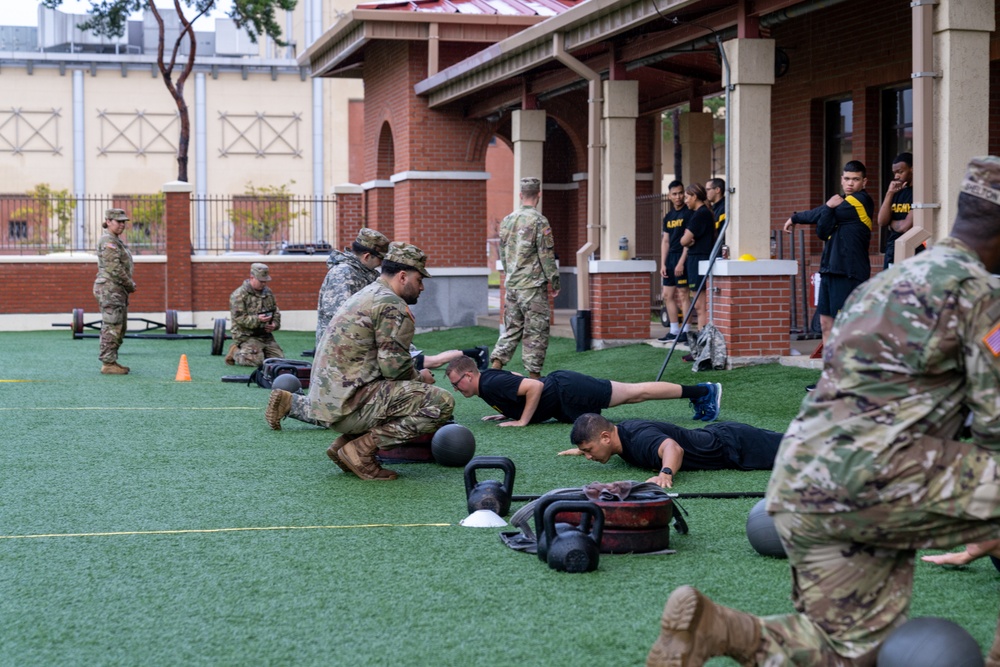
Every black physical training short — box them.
[661,251,688,288]
[547,370,613,422]
[817,273,863,318]
[686,253,710,291]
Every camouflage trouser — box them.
[492,286,550,374]
[329,380,455,448]
[759,434,1000,665]
[94,285,128,364]
[289,392,327,428]
[231,335,285,367]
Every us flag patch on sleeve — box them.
[983,321,1000,357]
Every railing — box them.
[0,193,338,256]
[191,194,337,255]
[0,194,166,255]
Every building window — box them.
[825,98,853,196]
[9,220,27,240]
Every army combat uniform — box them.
[93,215,135,368]
[756,235,1000,664]
[492,199,560,375]
[314,228,390,348]
[228,274,284,367]
[309,278,454,447]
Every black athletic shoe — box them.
[475,345,490,371]
[676,332,688,344]
[805,384,816,392]
[658,332,678,342]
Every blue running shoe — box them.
[689,396,703,421]
[696,382,722,422]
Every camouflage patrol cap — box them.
[520,177,541,194]
[355,227,390,258]
[105,208,129,222]
[961,156,1000,206]
[250,262,272,282]
[384,242,430,278]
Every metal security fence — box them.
[0,194,166,255]
[191,194,337,255]
[635,193,671,310]
[0,193,337,256]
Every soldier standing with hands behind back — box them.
[226,263,284,367]
[490,177,560,380]
[94,208,135,375]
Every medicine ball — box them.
[271,373,302,394]
[746,499,786,558]
[877,617,984,667]
[431,424,476,467]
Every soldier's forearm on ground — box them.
[501,378,544,426]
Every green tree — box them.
[12,184,76,252]
[228,182,306,252]
[128,193,166,252]
[42,0,297,182]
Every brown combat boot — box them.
[265,389,292,430]
[326,433,358,473]
[225,344,237,366]
[337,432,399,481]
[101,362,128,375]
[490,360,503,370]
[647,586,761,667]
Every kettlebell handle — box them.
[463,456,516,496]
[543,500,604,546]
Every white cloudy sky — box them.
[6,1,233,29]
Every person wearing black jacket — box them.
[783,160,874,345]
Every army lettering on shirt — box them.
[662,205,692,254]
[883,186,913,267]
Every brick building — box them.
[304,0,998,361]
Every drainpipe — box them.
[553,33,602,348]
[899,0,935,257]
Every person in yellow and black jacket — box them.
[783,160,874,346]
[706,177,726,246]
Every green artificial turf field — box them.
[2,327,997,666]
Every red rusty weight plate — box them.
[599,527,671,554]
[560,497,673,530]
[72,308,85,335]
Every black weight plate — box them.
[221,375,251,383]
[72,308,85,335]
[165,309,179,335]
[211,318,226,355]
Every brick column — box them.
[705,259,797,364]
[333,184,364,250]
[365,181,395,240]
[588,259,656,348]
[163,180,193,311]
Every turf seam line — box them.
[0,523,453,540]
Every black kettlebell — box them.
[543,500,604,573]
[532,493,579,563]
[464,456,516,517]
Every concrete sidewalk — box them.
[476,308,823,369]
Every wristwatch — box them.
[660,467,673,476]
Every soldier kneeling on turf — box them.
[226,263,284,367]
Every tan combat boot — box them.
[337,432,399,481]
[490,360,503,370]
[647,586,761,667]
[101,362,128,375]
[116,362,130,372]
[225,344,237,366]
[265,389,292,430]
[326,433,358,473]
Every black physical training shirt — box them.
[616,420,783,472]
[685,205,715,256]
[477,369,561,423]
[662,205,692,254]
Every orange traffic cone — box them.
[175,354,192,382]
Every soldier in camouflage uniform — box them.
[314,227,390,348]
[93,208,136,375]
[226,263,284,367]
[647,156,1000,667]
[305,242,454,481]
[491,177,560,379]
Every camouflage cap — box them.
[384,242,430,278]
[105,208,129,222]
[250,262,272,282]
[961,156,1000,206]
[355,227,390,258]
[520,177,541,194]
